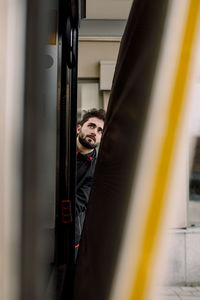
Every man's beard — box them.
[78,135,97,150]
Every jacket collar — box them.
[76,148,96,161]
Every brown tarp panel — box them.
[74,1,169,299]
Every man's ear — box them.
[77,124,81,134]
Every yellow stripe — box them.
[130,1,200,299]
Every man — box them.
[75,108,106,259]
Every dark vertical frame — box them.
[55,0,79,299]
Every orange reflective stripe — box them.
[75,244,79,248]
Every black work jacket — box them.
[75,149,96,248]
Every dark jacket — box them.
[75,149,96,251]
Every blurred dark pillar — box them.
[21,0,57,299]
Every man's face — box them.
[77,117,104,149]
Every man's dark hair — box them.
[79,108,106,126]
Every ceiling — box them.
[86,0,132,19]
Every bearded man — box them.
[75,108,106,259]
